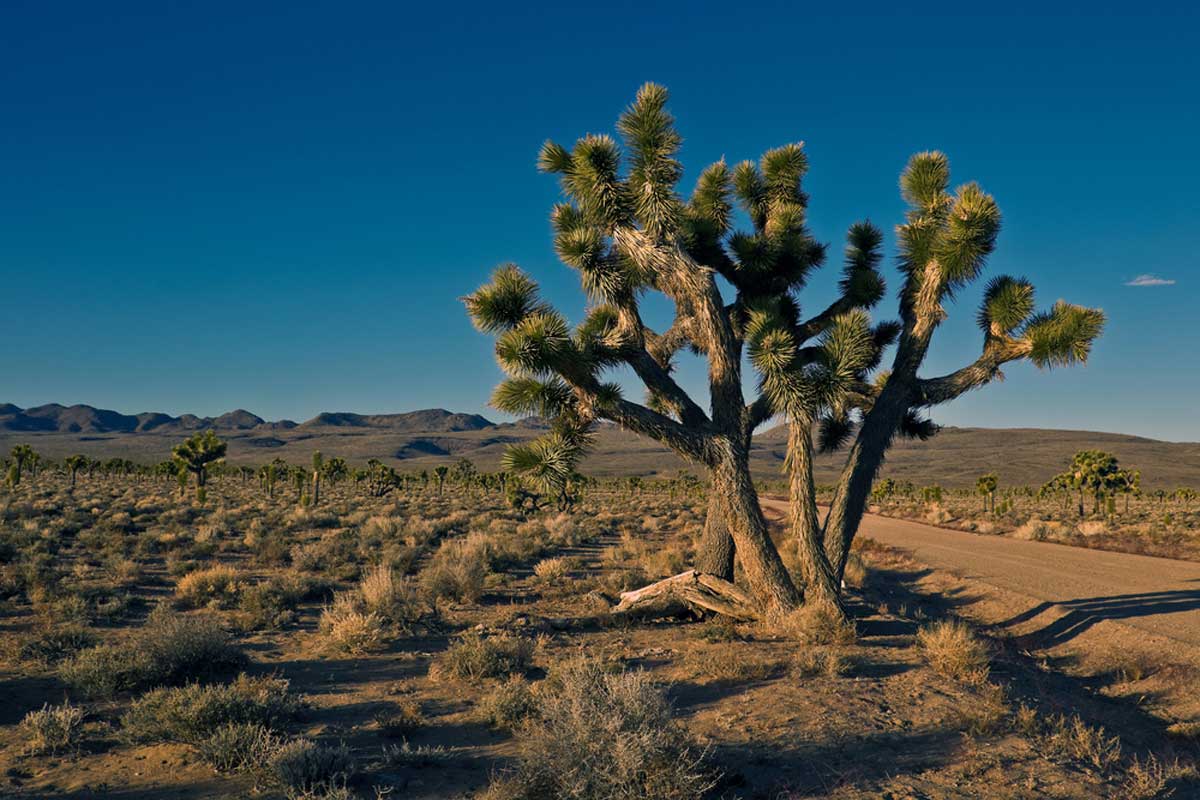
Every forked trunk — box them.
[708,439,802,614]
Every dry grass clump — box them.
[62,606,245,697]
[120,674,301,744]
[434,632,536,683]
[420,533,493,602]
[1042,713,1123,771]
[769,603,856,646]
[358,563,425,626]
[790,647,852,679]
[175,565,242,609]
[319,594,389,655]
[1121,754,1197,800]
[916,619,990,684]
[19,701,85,755]
[532,556,572,584]
[485,657,716,800]
[196,722,279,774]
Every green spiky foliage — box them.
[321,456,349,485]
[171,430,227,498]
[433,465,449,496]
[466,84,1104,612]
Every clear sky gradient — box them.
[2,2,1196,440]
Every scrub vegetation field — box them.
[1,459,1198,800]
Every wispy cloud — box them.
[1125,274,1177,287]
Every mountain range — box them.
[2,402,1198,489]
[0,403,494,435]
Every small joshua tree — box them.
[433,465,449,497]
[64,454,88,489]
[466,84,1103,615]
[8,444,36,486]
[171,430,227,499]
[976,473,999,512]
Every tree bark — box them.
[823,381,910,582]
[789,419,843,613]
[709,438,802,614]
[696,493,735,581]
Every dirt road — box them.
[760,498,1200,647]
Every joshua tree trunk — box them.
[707,439,803,614]
[789,419,842,613]
[824,380,911,581]
[696,495,735,581]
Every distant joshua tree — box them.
[433,465,449,496]
[7,444,37,486]
[465,84,1104,615]
[976,473,999,512]
[171,430,227,499]
[64,454,88,489]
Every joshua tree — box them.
[171,430,227,498]
[64,454,88,489]
[8,444,36,486]
[322,456,349,487]
[976,473,999,512]
[433,465,449,496]
[465,84,1103,615]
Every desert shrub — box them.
[689,648,785,684]
[62,606,245,697]
[319,595,390,654]
[1121,754,1197,800]
[917,620,990,684]
[479,676,538,729]
[19,624,97,665]
[19,701,85,755]
[235,573,326,631]
[268,738,355,798]
[487,657,715,799]
[435,632,535,682]
[197,722,280,773]
[1043,714,1122,771]
[121,674,301,744]
[374,698,424,738]
[420,534,493,602]
[176,565,242,608]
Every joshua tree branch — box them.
[913,338,1031,406]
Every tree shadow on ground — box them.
[994,589,1200,649]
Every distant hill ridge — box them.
[0,403,495,435]
[2,402,1197,488]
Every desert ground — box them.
[1,467,1198,800]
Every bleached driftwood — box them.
[611,570,759,621]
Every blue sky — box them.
[2,2,1197,440]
